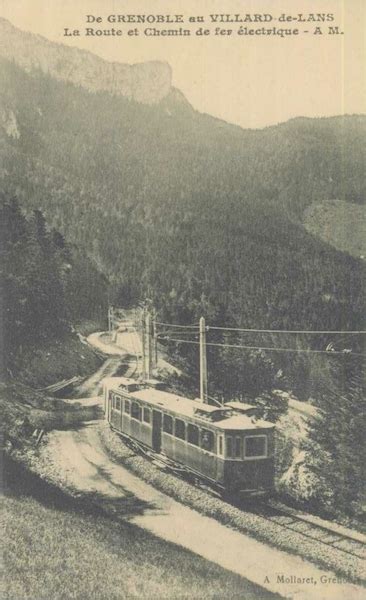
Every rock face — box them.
[0,18,172,105]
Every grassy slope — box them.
[303,199,366,258]
[3,492,277,600]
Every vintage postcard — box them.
[1,1,365,599]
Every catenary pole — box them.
[200,316,208,402]
[141,307,146,380]
[108,306,112,333]
[152,310,158,369]
[146,311,152,380]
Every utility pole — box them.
[199,316,208,403]
[146,311,152,380]
[141,307,146,381]
[152,309,158,369]
[108,306,112,333]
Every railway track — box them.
[255,500,366,562]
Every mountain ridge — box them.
[0,17,174,105]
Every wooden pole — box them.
[146,311,152,380]
[108,306,111,333]
[199,316,208,402]
[152,311,158,369]
[141,308,146,380]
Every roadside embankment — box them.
[12,333,103,388]
[1,329,123,482]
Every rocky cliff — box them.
[0,18,172,105]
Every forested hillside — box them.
[1,58,364,333]
[0,194,107,379]
[1,58,365,390]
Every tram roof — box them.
[124,386,273,430]
[217,415,273,430]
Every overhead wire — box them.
[157,331,199,338]
[160,336,366,358]
[153,321,198,329]
[153,319,365,356]
[207,325,366,335]
[153,320,366,335]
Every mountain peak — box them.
[0,17,172,105]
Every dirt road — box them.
[75,356,123,398]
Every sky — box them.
[0,0,365,129]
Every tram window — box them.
[235,436,241,458]
[187,424,199,446]
[245,435,267,458]
[131,402,141,420]
[143,407,151,423]
[218,435,224,456]
[124,400,130,415]
[201,429,214,452]
[163,414,173,434]
[175,419,186,440]
[226,436,233,458]
[115,397,121,411]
